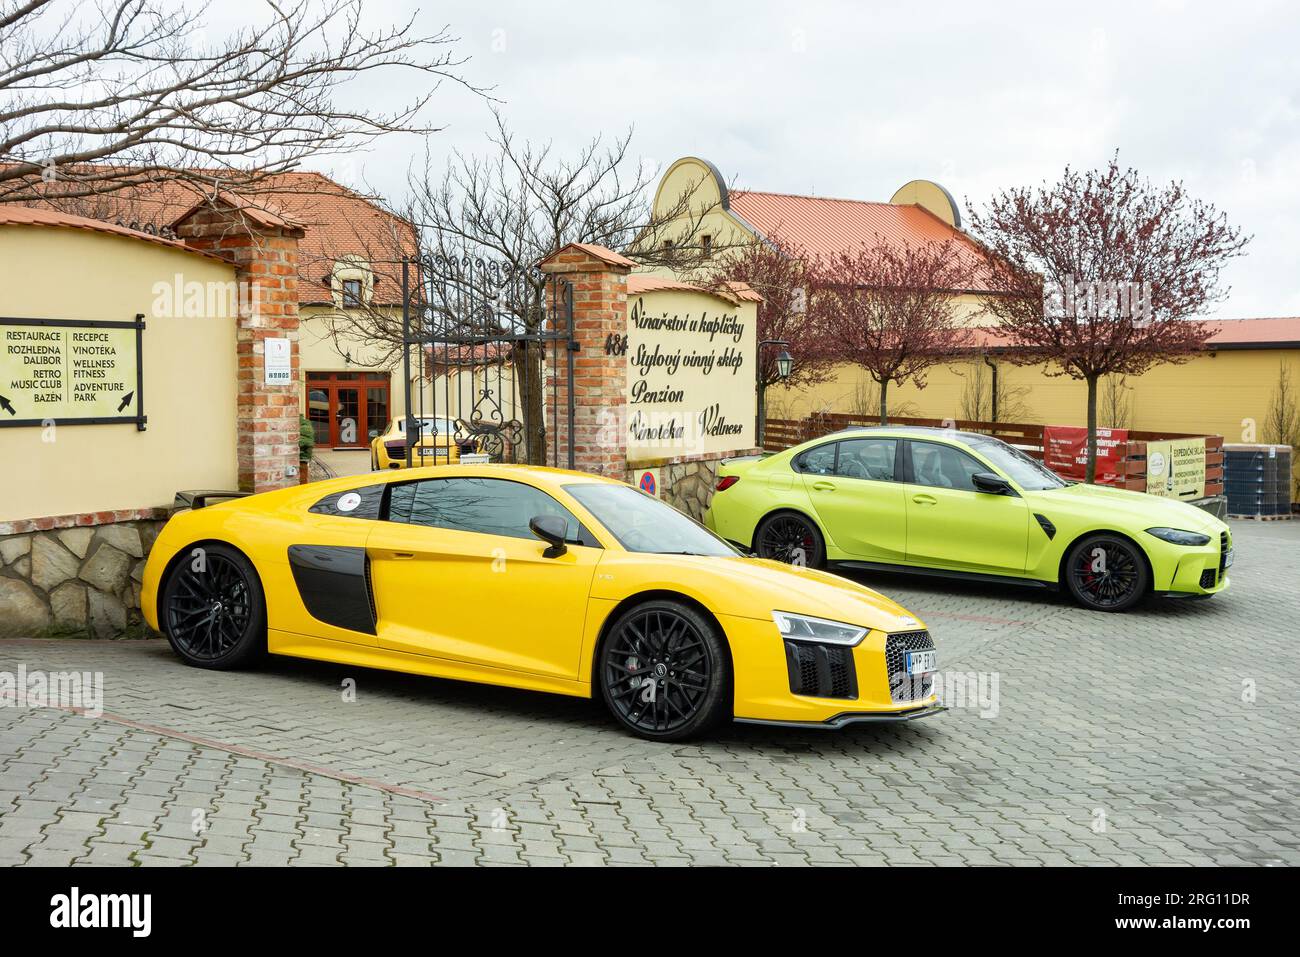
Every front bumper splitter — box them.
[735,702,947,731]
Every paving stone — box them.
[0,519,1295,867]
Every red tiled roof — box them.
[627,274,763,303]
[1205,317,1300,346]
[22,171,416,305]
[962,317,1300,351]
[729,190,994,290]
[170,188,302,232]
[0,204,229,262]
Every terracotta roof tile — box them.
[730,189,994,289]
[0,204,230,262]
[627,274,763,304]
[22,171,416,305]
[961,317,1300,350]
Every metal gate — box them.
[400,255,575,469]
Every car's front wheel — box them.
[754,511,825,568]
[599,600,730,741]
[160,543,267,669]
[1063,534,1149,612]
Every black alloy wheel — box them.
[1064,534,1149,612]
[755,512,825,568]
[599,601,729,741]
[161,543,266,669]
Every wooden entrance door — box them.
[306,371,390,448]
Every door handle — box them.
[391,551,415,559]
[911,494,937,506]
[811,481,836,492]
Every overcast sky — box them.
[212,0,1299,318]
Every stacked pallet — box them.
[1223,444,1294,519]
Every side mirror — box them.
[972,472,1013,495]
[529,514,568,558]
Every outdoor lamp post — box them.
[757,339,793,450]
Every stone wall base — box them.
[627,449,762,523]
[0,519,165,639]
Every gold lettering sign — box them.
[624,293,756,461]
[0,318,144,427]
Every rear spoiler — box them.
[173,490,252,511]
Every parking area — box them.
[1,519,1297,867]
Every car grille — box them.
[784,641,857,699]
[1200,568,1216,589]
[885,630,936,703]
[1219,531,1229,575]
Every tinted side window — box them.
[388,477,584,542]
[909,441,987,491]
[309,484,385,519]
[835,438,897,481]
[795,443,837,475]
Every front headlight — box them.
[1145,527,1211,547]
[772,611,867,646]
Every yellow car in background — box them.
[370,417,475,470]
[143,466,943,741]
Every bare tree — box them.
[703,232,836,393]
[814,239,976,425]
[328,111,724,464]
[1263,361,1300,504]
[0,0,477,205]
[970,155,1250,481]
[957,354,1031,423]
[1100,373,1136,430]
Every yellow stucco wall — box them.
[298,304,407,426]
[636,157,762,282]
[2,226,239,522]
[770,349,1300,446]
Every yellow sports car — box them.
[141,466,943,740]
[370,417,475,470]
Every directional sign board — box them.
[0,317,146,429]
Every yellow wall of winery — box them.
[635,157,767,282]
[0,225,239,522]
[770,349,1300,445]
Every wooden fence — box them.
[763,413,1224,496]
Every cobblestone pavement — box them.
[2,520,1297,866]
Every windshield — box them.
[964,435,1067,491]
[565,483,738,556]
[398,418,456,437]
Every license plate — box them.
[419,447,449,458]
[906,650,937,676]
[1223,548,1233,568]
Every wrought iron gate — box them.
[400,255,575,469]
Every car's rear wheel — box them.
[160,543,266,669]
[754,511,825,568]
[1064,534,1148,612]
[599,600,730,741]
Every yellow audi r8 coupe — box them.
[706,426,1232,613]
[141,466,943,740]
[370,417,477,470]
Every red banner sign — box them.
[1043,426,1128,484]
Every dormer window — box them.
[342,278,363,307]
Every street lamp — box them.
[775,349,794,381]
[757,339,793,450]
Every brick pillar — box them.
[539,244,634,477]
[174,201,305,493]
